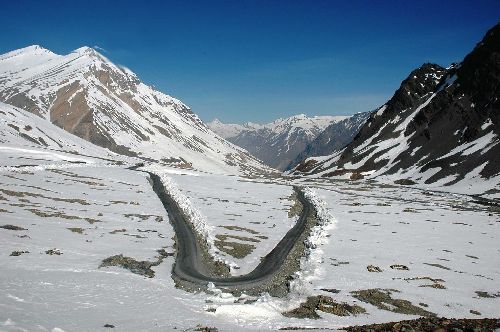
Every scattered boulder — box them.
[194,326,218,332]
[10,250,29,256]
[367,265,382,272]
[45,249,62,255]
[350,172,364,181]
[321,288,341,294]
[391,264,409,271]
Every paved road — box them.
[137,168,315,291]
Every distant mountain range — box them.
[208,114,354,170]
[284,112,370,171]
[291,23,500,196]
[0,45,271,175]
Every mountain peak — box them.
[0,45,56,60]
[22,45,48,52]
[0,45,271,175]
[71,46,110,61]
[73,46,97,55]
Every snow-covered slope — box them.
[0,101,127,167]
[286,112,370,170]
[293,24,500,198]
[208,114,347,170]
[0,45,271,175]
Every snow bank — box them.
[206,187,339,326]
[143,165,238,269]
[288,187,337,296]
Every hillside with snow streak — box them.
[0,45,271,175]
[0,101,129,168]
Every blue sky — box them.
[1,1,499,123]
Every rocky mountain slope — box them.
[292,23,500,197]
[0,46,271,175]
[285,111,370,170]
[208,114,347,170]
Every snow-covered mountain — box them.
[292,23,500,196]
[208,114,347,170]
[0,45,271,175]
[285,111,370,170]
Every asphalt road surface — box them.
[141,169,315,291]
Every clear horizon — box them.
[1,0,499,123]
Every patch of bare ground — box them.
[219,225,259,234]
[351,289,435,317]
[27,208,100,224]
[0,188,90,205]
[400,276,447,289]
[476,290,500,298]
[124,213,164,222]
[47,169,102,181]
[424,262,451,270]
[216,234,260,243]
[0,224,27,231]
[283,295,365,319]
[99,249,172,278]
[214,236,256,259]
[110,229,127,234]
[67,227,85,234]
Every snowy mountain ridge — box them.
[209,114,345,139]
[286,111,371,170]
[0,45,272,175]
[208,114,347,170]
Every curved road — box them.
[139,168,315,291]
